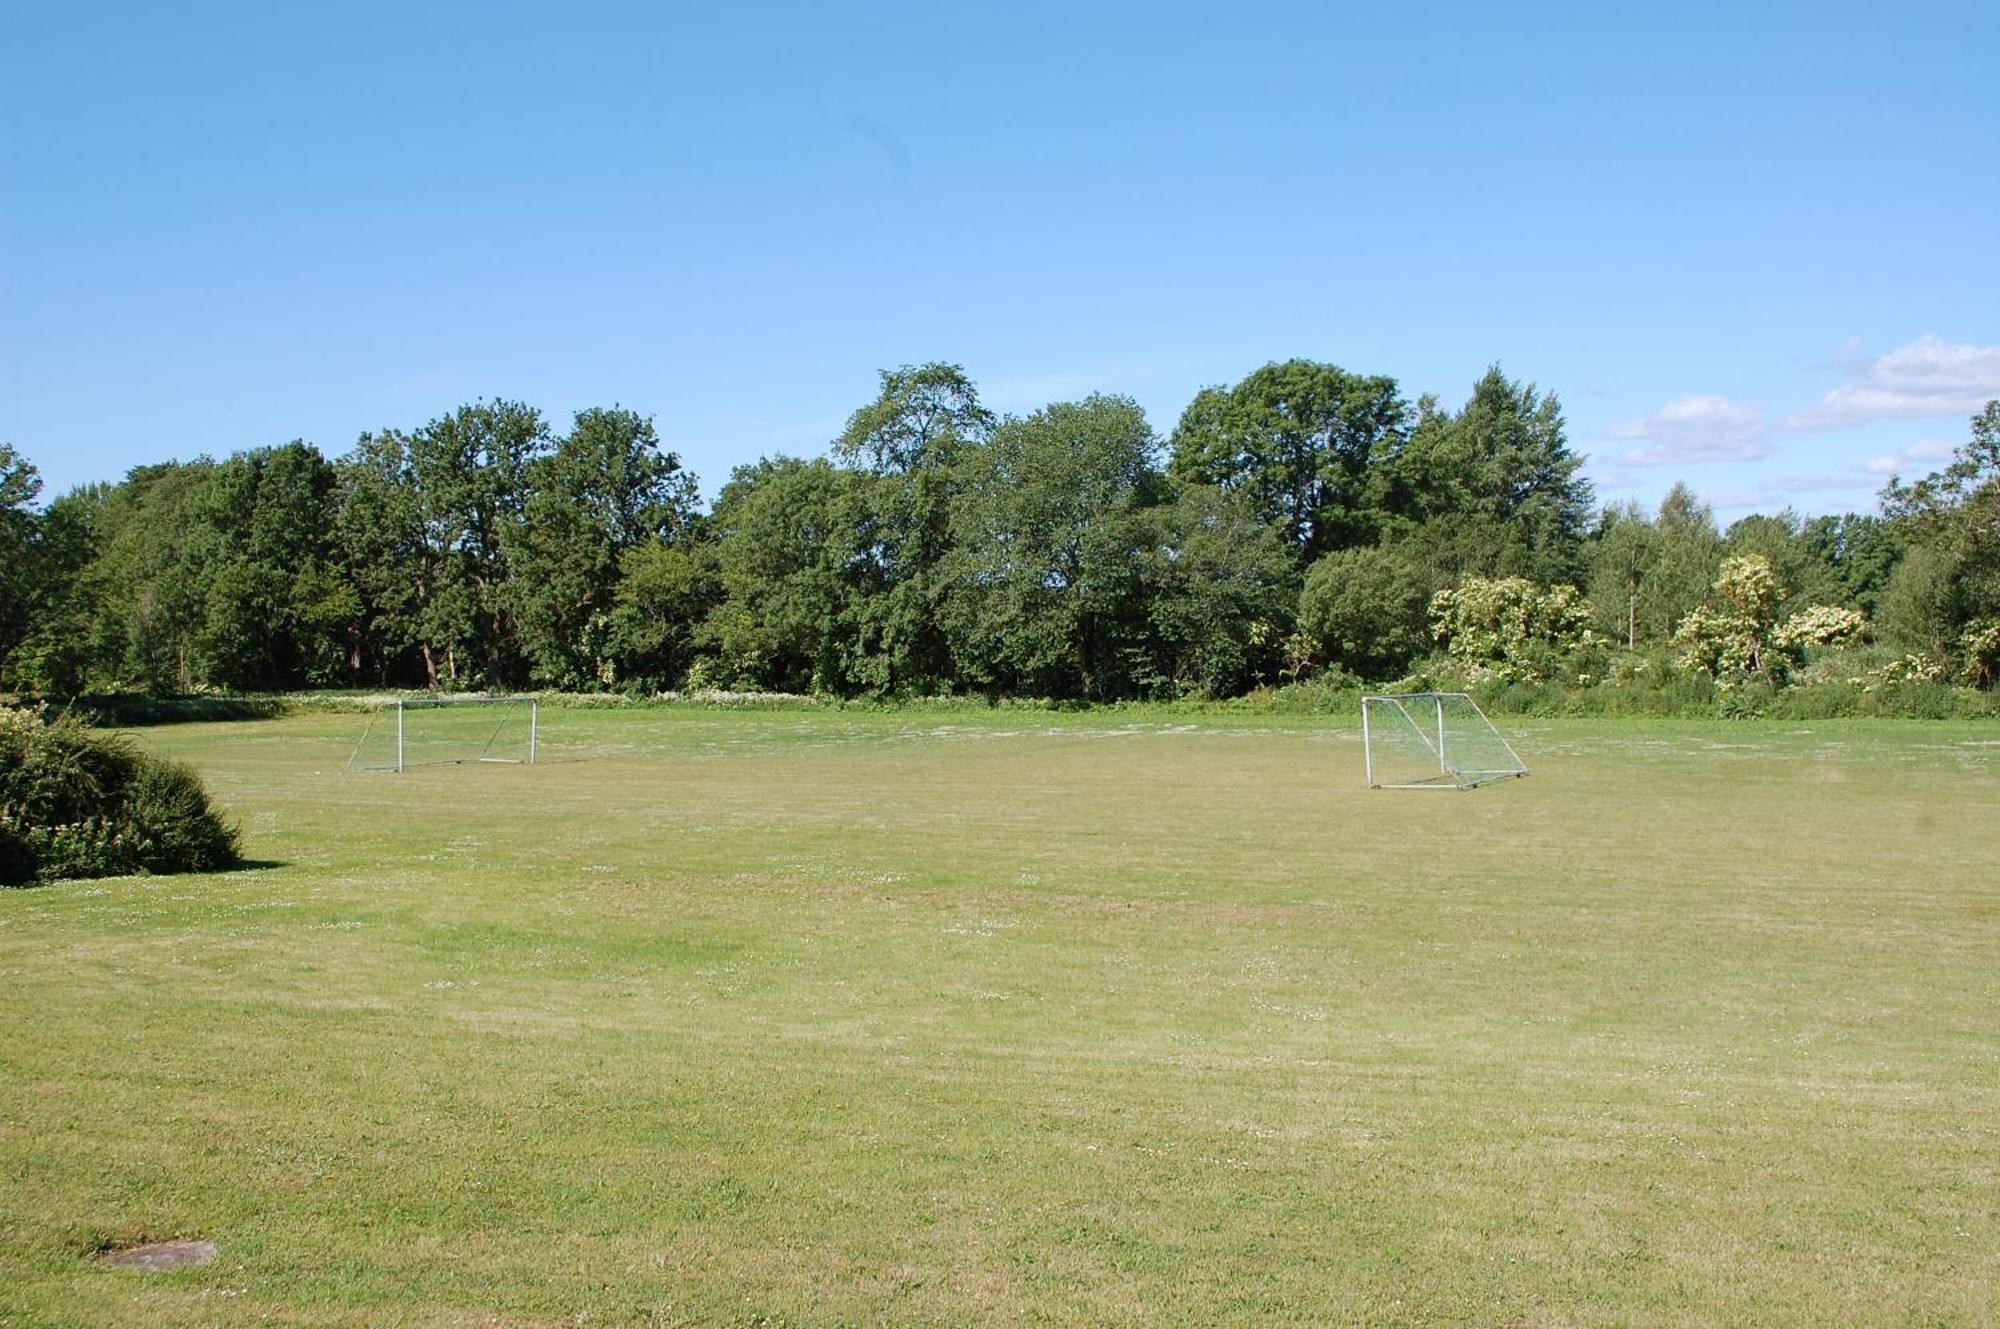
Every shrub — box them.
[1673,555,1801,683]
[1263,668,1365,715]
[1428,577,1601,684]
[1876,653,1950,684]
[1297,547,1430,678]
[0,707,240,886]
[1672,604,1766,679]
[1475,678,1575,717]
[1773,605,1868,650]
[1714,554,1780,623]
[1715,679,1778,718]
[1961,618,2000,688]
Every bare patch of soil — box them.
[97,1239,217,1270]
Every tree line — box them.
[0,362,1994,701]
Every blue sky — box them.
[3,1,1996,521]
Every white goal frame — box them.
[346,695,540,774]
[1361,692,1526,790]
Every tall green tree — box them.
[1297,544,1430,678]
[409,400,549,686]
[1721,510,1847,617]
[1880,399,2000,669]
[0,444,43,684]
[6,484,109,696]
[507,409,700,689]
[701,457,874,693]
[1137,484,1296,697]
[1585,501,1660,647]
[76,461,221,693]
[194,442,357,690]
[946,395,1162,700]
[833,362,995,475]
[607,539,721,690]
[339,401,549,687]
[832,363,995,693]
[1380,367,1593,585]
[1797,513,1902,617]
[1169,360,1407,564]
[1637,482,1723,642]
[336,432,431,684]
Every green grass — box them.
[2,709,1997,1326]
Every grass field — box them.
[2,708,1997,1326]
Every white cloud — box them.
[1607,395,1770,465]
[1703,487,1782,513]
[1766,472,1879,493]
[1701,472,1882,515]
[1586,468,1643,492]
[1860,439,1955,475]
[1783,336,2000,431]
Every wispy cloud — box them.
[1765,471,1880,493]
[1700,472,1883,516]
[1703,488,1783,513]
[1783,335,2000,431]
[1859,439,1955,475]
[1586,468,1643,493]
[1607,395,1770,465]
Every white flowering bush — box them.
[1714,554,1780,623]
[1772,604,1867,650]
[1672,605,1765,680]
[1876,653,1949,684]
[1958,619,2000,688]
[1429,577,1599,683]
[1672,555,1786,683]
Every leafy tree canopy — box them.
[1169,359,1406,563]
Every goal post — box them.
[346,695,540,774]
[1361,692,1526,789]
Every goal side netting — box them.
[1361,692,1526,789]
[346,696,540,773]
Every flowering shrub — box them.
[1672,606,1769,680]
[1429,577,1599,683]
[1961,619,2000,688]
[1772,604,1868,650]
[1876,653,1949,684]
[1672,555,1786,683]
[1714,554,1781,622]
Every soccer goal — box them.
[1361,692,1526,789]
[345,695,540,774]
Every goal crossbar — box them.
[1361,692,1526,790]
[345,695,540,774]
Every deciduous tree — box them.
[947,395,1162,699]
[507,408,699,689]
[833,363,995,693]
[1169,360,1406,563]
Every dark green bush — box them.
[1262,669,1365,714]
[1865,680,1962,720]
[0,707,240,886]
[1715,681,1778,719]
